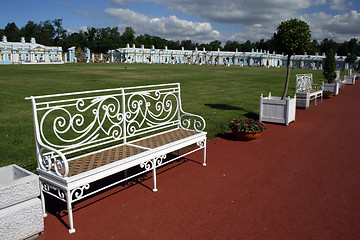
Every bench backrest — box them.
[28,83,203,159]
[296,73,313,92]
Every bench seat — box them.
[66,129,199,177]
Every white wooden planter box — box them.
[0,165,43,240]
[259,92,296,126]
[344,75,356,85]
[322,82,340,95]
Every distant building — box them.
[0,36,63,64]
[109,44,359,70]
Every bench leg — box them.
[152,158,158,192]
[202,141,207,167]
[66,190,76,234]
[39,182,48,217]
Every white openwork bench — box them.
[26,83,207,233]
[295,73,323,109]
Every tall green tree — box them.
[181,40,196,50]
[345,53,358,70]
[323,50,337,83]
[4,22,20,41]
[121,27,135,45]
[320,38,338,55]
[20,21,38,42]
[37,20,55,45]
[273,19,311,99]
[240,40,253,52]
[52,19,66,45]
[224,41,239,51]
[62,32,88,50]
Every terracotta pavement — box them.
[38,82,360,240]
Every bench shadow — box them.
[43,151,203,231]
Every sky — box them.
[1,0,360,45]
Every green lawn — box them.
[0,63,327,172]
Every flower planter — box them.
[232,130,262,141]
[0,165,44,240]
[259,92,296,126]
[323,93,334,99]
[322,82,339,95]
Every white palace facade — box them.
[108,44,358,70]
[0,36,63,64]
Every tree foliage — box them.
[323,50,337,83]
[345,53,357,69]
[273,19,311,99]
[274,18,311,56]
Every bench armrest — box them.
[312,84,323,91]
[179,112,206,131]
[37,143,69,177]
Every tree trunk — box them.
[281,54,292,100]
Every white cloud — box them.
[66,26,89,34]
[302,10,360,42]
[104,8,220,42]
[330,0,352,10]
[120,0,314,25]
[106,0,360,43]
[60,1,89,16]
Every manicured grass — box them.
[0,63,326,172]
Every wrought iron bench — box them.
[334,70,346,88]
[26,83,207,233]
[295,73,323,109]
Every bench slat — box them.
[132,129,198,149]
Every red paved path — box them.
[39,83,360,240]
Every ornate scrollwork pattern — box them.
[197,139,206,148]
[312,84,323,90]
[125,90,179,136]
[71,184,90,201]
[39,147,69,176]
[140,159,153,170]
[41,181,66,200]
[180,113,206,131]
[39,95,124,149]
[140,155,167,170]
[154,154,166,166]
[296,74,313,92]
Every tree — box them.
[240,40,253,52]
[345,53,357,70]
[323,50,336,83]
[4,22,20,41]
[320,38,338,55]
[273,19,311,100]
[53,19,66,45]
[20,21,38,42]
[208,40,222,51]
[37,20,55,45]
[121,27,135,45]
[62,32,88,50]
[224,41,240,51]
[308,40,320,55]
